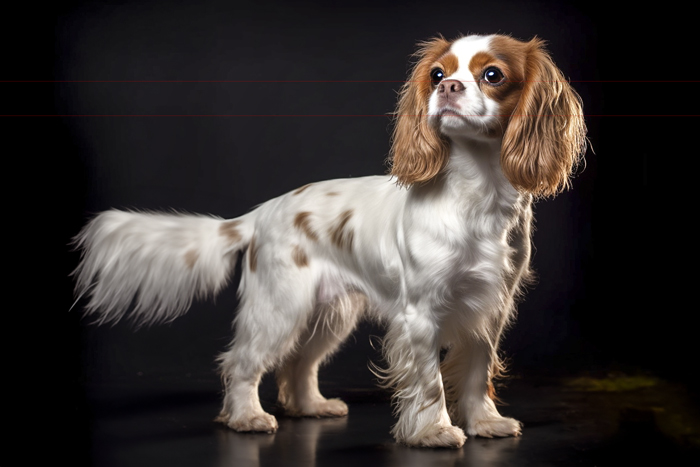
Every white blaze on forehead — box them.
[447,35,494,81]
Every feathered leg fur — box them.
[441,204,533,438]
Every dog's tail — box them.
[72,209,253,326]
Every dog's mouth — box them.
[434,106,488,130]
[432,105,498,139]
[434,106,464,119]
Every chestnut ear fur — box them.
[389,37,451,187]
[389,36,586,197]
[500,38,587,198]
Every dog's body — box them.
[74,34,586,448]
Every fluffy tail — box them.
[72,209,252,326]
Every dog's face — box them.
[390,34,587,198]
[426,35,527,142]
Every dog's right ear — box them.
[389,37,451,187]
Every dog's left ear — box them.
[501,38,587,198]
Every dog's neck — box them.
[448,137,524,239]
[405,136,524,240]
[445,136,520,206]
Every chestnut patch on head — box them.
[184,249,199,269]
[219,220,242,244]
[467,38,528,132]
[294,212,319,242]
[433,53,459,80]
[329,210,354,251]
[292,245,308,267]
[468,51,493,78]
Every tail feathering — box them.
[72,210,248,326]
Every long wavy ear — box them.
[501,38,587,198]
[389,37,451,187]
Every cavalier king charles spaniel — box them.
[74,34,586,448]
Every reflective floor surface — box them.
[73,374,699,466]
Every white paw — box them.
[215,412,279,433]
[286,398,349,418]
[403,424,467,448]
[467,416,522,438]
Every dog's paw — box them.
[467,416,522,438]
[215,412,279,434]
[311,398,349,417]
[286,397,349,418]
[404,424,467,448]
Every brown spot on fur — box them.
[293,212,319,242]
[489,35,530,71]
[293,183,312,195]
[468,43,527,136]
[184,249,199,269]
[248,236,258,272]
[468,51,494,79]
[220,220,242,244]
[328,210,354,250]
[292,245,308,267]
[436,52,459,77]
[326,192,339,196]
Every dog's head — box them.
[390,34,586,198]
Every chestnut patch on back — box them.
[220,220,242,244]
[248,236,259,272]
[293,212,319,242]
[292,245,308,267]
[293,184,312,195]
[329,210,354,251]
[184,249,199,269]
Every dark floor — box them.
[73,373,699,467]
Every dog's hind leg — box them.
[215,243,316,433]
[276,291,366,417]
[215,297,299,432]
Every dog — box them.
[73,33,586,448]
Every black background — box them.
[5,0,696,460]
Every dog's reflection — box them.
[388,436,521,467]
[217,411,521,467]
[216,415,347,467]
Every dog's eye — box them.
[482,67,505,86]
[430,68,444,86]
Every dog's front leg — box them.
[382,305,466,448]
[442,335,522,438]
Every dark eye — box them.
[430,68,444,86]
[483,67,505,85]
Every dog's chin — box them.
[432,110,498,141]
